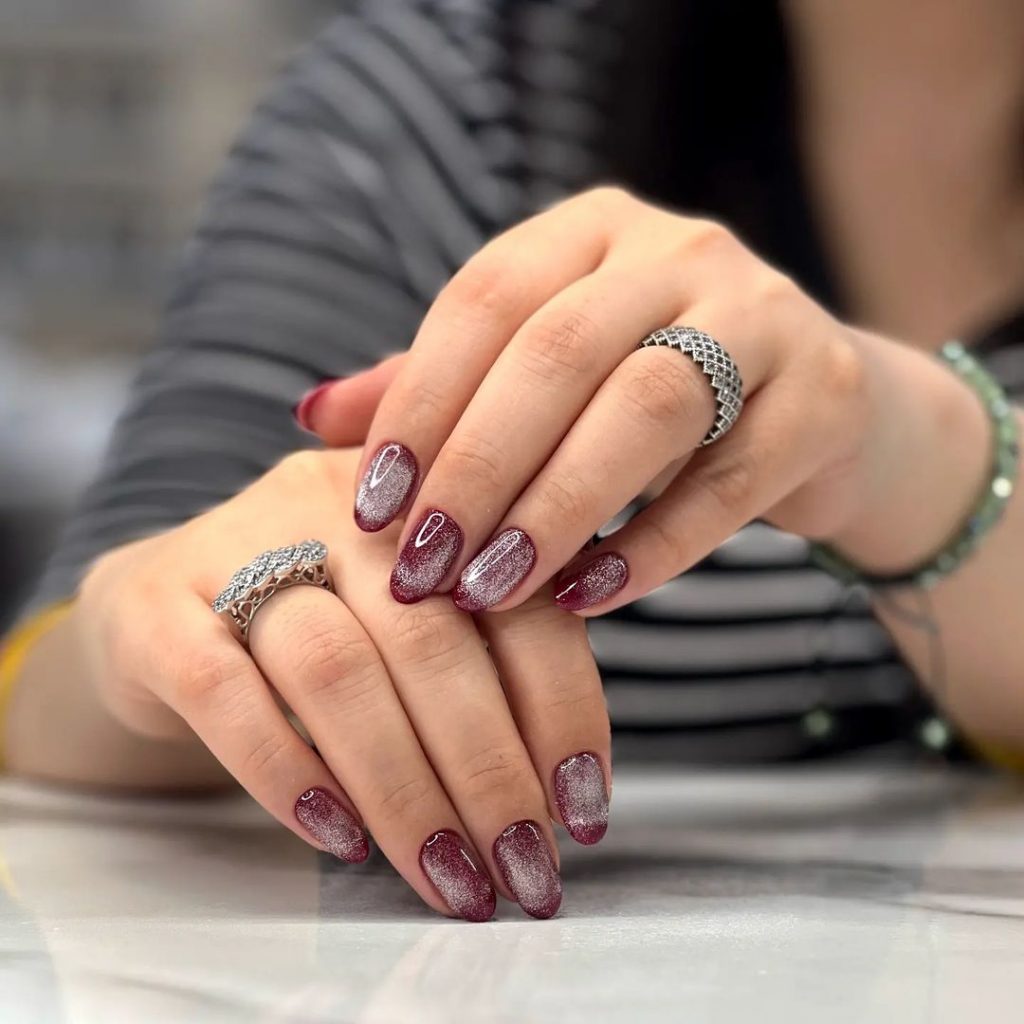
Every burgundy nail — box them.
[419,830,496,922]
[292,380,336,432]
[390,509,464,604]
[452,528,536,612]
[555,552,629,611]
[493,820,562,920]
[294,787,369,863]
[554,752,609,845]
[354,442,418,532]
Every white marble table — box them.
[2,766,1023,1023]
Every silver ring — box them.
[212,539,333,644]
[637,326,744,445]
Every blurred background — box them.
[0,1,343,630]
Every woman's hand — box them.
[300,186,908,613]
[67,448,612,920]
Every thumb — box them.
[294,352,407,446]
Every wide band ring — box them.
[637,326,744,445]
[212,539,333,644]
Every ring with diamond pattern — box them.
[637,326,744,445]
[212,540,333,643]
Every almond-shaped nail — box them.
[493,820,562,919]
[452,528,536,612]
[554,752,609,845]
[354,442,418,532]
[292,379,337,432]
[294,787,369,863]
[555,552,629,611]
[390,509,464,603]
[419,830,496,922]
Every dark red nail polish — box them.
[292,380,336,432]
[294,787,369,863]
[390,509,464,603]
[554,752,609,845]
[419,830,496,922]
[493,820,562,919]
[452,528,536,612]
[555,552,629,611]
[354,442,418,532]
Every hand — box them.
[73,448,611,920]
[300,187,884,613]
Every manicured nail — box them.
[493,820,562,920]
[294,787,369,863]
[555,552,629,611]
[419,830,496,922]
[390,509,464,604]
[292,380,337,432]
[354,442,418,532]
[554,752,609,845]
[452,528,536,612]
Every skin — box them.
[6,449,609,920]
[6,0,1024,916]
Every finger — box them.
[555,374,820,615]
[248,584,497,922]
[297,353,407,444]
[341,541,563,918]
[469,308,778,611]
[388,262,685,605]
[143,603,372,865]
[351,189,629,532]
[478,587,612,845]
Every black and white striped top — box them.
[31,0,1024,761]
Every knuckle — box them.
[241,731,290,777]
[176,646,249,709]
[539,472,595,530]
[823,335,868,404]
[439,433,506,495]
[442,253,515,320]
[274,448,327,491]
[288,615,381,711]
[459,743,533,800]
[393,602,466,668]
[693,448,759,517]
[519,309,602,382]
[581,184,635,214]
[681,217,736,258]
[375,774,434,824]
[620,352,702,431]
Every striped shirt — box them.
[30,0,1024,761]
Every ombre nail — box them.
[555,552,629,611]
[554,752,609,845]
[390,509,464,603]
[354,442,418,532]
[452,528,536,612]
[294,787,369,863]
[493,820,562,919]
[419,830,496,922]
[292,380,336,432]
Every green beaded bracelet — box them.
[810,340,1020,590]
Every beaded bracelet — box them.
[810,340,1019,590]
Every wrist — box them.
[825,332,991,576]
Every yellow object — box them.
[0,603,72,770]
[969,738,1024,775]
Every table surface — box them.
[2,765,1024,1024]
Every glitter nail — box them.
[419,830,496,922]
[554,751,609,845]
[294,787,369,863]
[354,442,418,532]
[493,820,562,919]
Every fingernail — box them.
[419,830,496,922]
[554,751,609,845]
[452,528,536,612]
[292,380,337,432]
[354,442,418,532]
[493,820,562,920]
[390,509,464,603]
[294,787,369,863]
[555,552,629,611]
